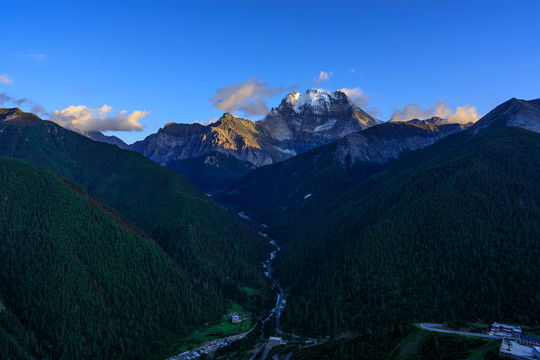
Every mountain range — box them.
[129,89,379,167]
[217,119,471,221]
[225,97,540,337]
[1,95,540,359]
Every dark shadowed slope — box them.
[218,121,467,223]
[166,151,256,193]
[270,98,540,337]
[0,157,203,359]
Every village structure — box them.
[492,323,540,359]
[269,336,283,346]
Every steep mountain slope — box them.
[0,107,41,123]
[267,98,540,336]
[469,97,540,133]
[0,157,202,359]
[219,121,468,222]
[166,151,256,193]
[130,113,283,166]
[130,89,378,168]
[85,130,129,148]
[0,109,271,356]
[257,89,379,154]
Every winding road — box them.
[420,323,499,339]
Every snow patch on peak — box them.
[291,89,335,113]
[286,92,301,105]
[314,119,337,131]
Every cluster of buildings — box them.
[492,323,540,360]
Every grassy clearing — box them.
[465,340,501,360]
[387,327,428,359]
[241,286,258,296]
[160,301,253,357]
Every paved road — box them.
[420,323,498,339]
[249,341,268,360]
[261,346,272,360]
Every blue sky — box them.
[2,0,539,143]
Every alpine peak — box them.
[283,89,349,114]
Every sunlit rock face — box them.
[130,114,283,166]
[129,89,380,167]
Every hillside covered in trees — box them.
[0,110,272,358]
[272,124,540,337]
[0,157,217,358]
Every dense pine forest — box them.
[0,157,212,358]
[272,126,540,336]
[0,112,273,358]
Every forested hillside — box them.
[0,157,212,359]
[272,125,540,336]
[0,110,272,358]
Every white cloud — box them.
[447,105,480,124]
[25,54,46,62]
[314,71,333,83]
[194,118,218,126]
[390,100,480,124]
[50,105,149,132]
[350,68,356,73]
[210,77,287,117]
[340,87,370,108]
[0,74,14,85]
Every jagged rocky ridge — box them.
[129,89,380,166]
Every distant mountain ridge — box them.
[470,97,540,134]
[129,89,380,167]
[218,120,471,221]
[221,98,540,223]
[82,130,128,148]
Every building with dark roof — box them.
[519,335,540,347]
[492,322,522,338]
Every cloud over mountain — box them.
[210,77,288,117]
[50,105,149,132]
[390,100,480,124]
[340,87,369,108]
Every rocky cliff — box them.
[129,89,380,166]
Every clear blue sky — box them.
[2,0,539,143]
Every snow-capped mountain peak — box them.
[285,89,347,114]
